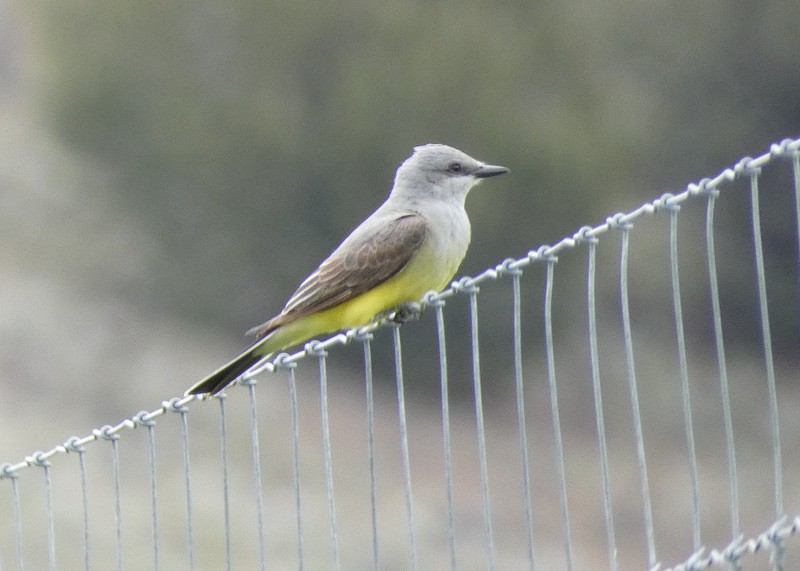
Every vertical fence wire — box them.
[793,152,800,566]
[793,152,800,285]
[511,271,536,570]
[105,429,124,571]
[32,456,55,571]
[64,437,90,571]
[747,169,785,570]
[313,347,340,570]
[617,225,656,567]
[392,325,418,570]
[585,238,617,571]
[138,414,160,571]
[243,381,266,571]
[79,448,89,571]
[468,287,495,570]
[80,454,89,571]
[543,258,575,571]
[667,205,702,550]
[748,170,784,515]
[5,466,23,571]
[285,361,305,571]
[175,404,195,570]
[705,192,741,546]
[433,300,458,571]
[217,395,233,571]
[360,335,380,570]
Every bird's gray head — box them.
[391,144,508,203]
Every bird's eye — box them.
[447,162,463,174]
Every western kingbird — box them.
[186,144,507,396]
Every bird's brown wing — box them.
[247,214,428,338]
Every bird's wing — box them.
[247,213,428,338]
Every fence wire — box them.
[2,137,800,570]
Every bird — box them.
[185,143,508,396]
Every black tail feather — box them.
[185,348,266,396]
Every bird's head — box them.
[392,143,508,202]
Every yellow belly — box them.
[256,242,461,356]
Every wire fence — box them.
[2,137,800,570]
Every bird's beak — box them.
[473,164,509,178]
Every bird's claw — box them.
[390,301,423,324]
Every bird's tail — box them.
[184,345,268,396]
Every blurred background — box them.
[1,0,800,568]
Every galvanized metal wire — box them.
[616,223,656,567]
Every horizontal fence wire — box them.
[2,137,799,570]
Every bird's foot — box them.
[389,301,423,324]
